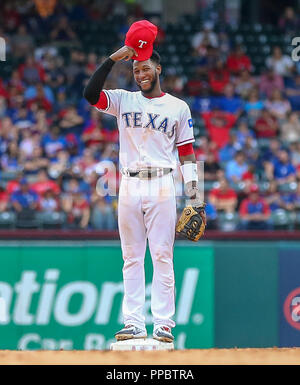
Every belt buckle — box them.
[157,168,164,177]
[138,170,149,179]
[122,168,130,177]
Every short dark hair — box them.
[150,50,161,65]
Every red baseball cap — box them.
[125,20,158,62]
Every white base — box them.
[110,338,174,351]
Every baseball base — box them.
[110,338,174,351]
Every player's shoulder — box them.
[164,93,190,110]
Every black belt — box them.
[127,168,173,179]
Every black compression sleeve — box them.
[83,57,115,105]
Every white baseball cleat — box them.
[115,325,147,341]
[153,326,174,343]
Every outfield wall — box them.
[0,241,299,350]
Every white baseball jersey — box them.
[96,90,195,170]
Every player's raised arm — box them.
[83,46,137,105]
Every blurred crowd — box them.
[0,0,300,231]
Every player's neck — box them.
[142,84,163,99]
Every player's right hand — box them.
[110,46,138,62]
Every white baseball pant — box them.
[118,172,177,330]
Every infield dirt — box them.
[0,348,299,365]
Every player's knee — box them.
[122,245,144,268]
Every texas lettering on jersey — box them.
[94,89,195,169]
[122,112,174,138]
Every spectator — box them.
[23,146,49,175]
[18,55,46,85]
[1,141,20,173]
[204,152,221,181]
[254,109,279,138]
[209,178,237,213]
[239,184,272,230]
[59,105,84,136]
[226,44,252,75]
[19,128,37,158]
[81,109,106,149]
[90,194,116,230]
[285,74,300,112]
[218,133,241,163]
[42,126,67,159]
[11,178,39,221]
[204,201,218,230]
[50,15,77,42]
[280,112,300,143]
[202,109,237,149]
[265,180,282,211]
[31,169,61,197]
[259,69,284,99]
[192,21,218,56]
[39,189,60,214]
[216,83,243,116]
[244,88,265,126]
[278,7,300,36]
[234,69,257,99]
[265,89,291,121]
[236,120,256,147]
[61,191,90,229]
[208,59,230,95]
[11,24,34,58]
[261,138,282,164]
[184,67,209,97]
[45,56,67,95]
[73,148,98,178]
[266,46,294,78]
[268,149,297,185]
[27,83,53,112]
[290,142,300,167]
[294,182,300,210]
[48,149,71,179]
[25,81,54,105]
[225,151,249,184]
[0,186,9,213]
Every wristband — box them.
[180,163,198,184]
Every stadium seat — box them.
[36,212,66,229]
[278,183,298,193]
[204,181,219,192]
[0,212,16,229]
[271,209,290,230]
[295,212,300,230]
[218,212,239,232]
[257,181,270,193]
[0,171,19,181]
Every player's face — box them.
[133,59,160,93]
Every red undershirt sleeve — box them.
[92,91,108,110]
[177,142,194,157]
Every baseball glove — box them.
[176,203,206,242]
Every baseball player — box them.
[84,38,206,342]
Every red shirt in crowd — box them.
[226,53,251,74]
[202,111,237,148]
[208,68,230,94]
[0,191,9,204]
[209,187,237,201]
[6,180,20,195]
[254,115,278,138]
[31,180,61,196]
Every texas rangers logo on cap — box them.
[125,20,158,61]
